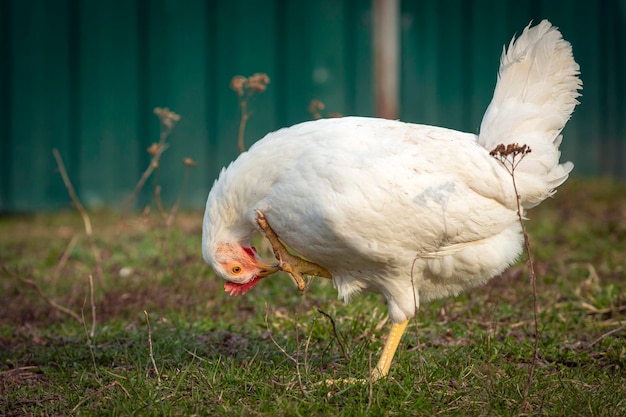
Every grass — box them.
[1,178,625,416]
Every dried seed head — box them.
[247,73,270,92]
[154,107,181,129]
[183,157,198,167]
[309,99,325,112]
[490,143,531,158]
[230,75,247,96]
[147,143,160,156]
[308,100,325,120]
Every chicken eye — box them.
[231,265,242,274]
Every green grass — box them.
[1,178,625,416]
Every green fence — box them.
[1,0,624,212]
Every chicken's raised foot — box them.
[255,210,332,292]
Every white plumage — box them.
[202,20,581,380]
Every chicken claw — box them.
[255,210,332,292]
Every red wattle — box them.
[224,276,262,296]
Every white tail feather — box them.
[479,20,582,208]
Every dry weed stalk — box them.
[408,258,429,388]
[155,157,197,229]
[167,158,197,224]
[82,275,99,381]
[52,150,102,366]
[293,313,306,394]
[51,150,104,384]
[486,317,495,393]
[144,310,161,384]
[52,148,103,280]
[5,267,82,323]
[230,73,270,153]
[124,107,181,211]
[154,156,197,267]
[52,234,79,283]
[366,353,374,411]
[6,268,100,384]
[155,156,197,267]
[263,307,298,364]
[490,143,539,410]
[88,274,96,338]
[302,316,317,383]
[316,308,349,362]
[124,108,196,266]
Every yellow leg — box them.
[370,319,409,382]
[321,319,410,387]
[255,210,332,292]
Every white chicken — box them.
[202,20,581,381]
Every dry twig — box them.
[150,158,197,269]
[82,275,99,381]
[317,308,349,362]
[124,107,179,211]
[264,307,297,364]
[588,325,626,347]
[407,257,430,387]
[125,108,193,269]
[410,257,421,347]
[294,314,306,394]
[490,143,538,410]
[88,274,96,338]
[367,352,374,411]
[166,158,197,227]
[303,316,317,381]
[52,234,79,283]
[5,267,81,323]
[144,310,161,384]
[52,148,102,280]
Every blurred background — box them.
[1,0,624,212]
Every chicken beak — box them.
[253,259,280,278]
